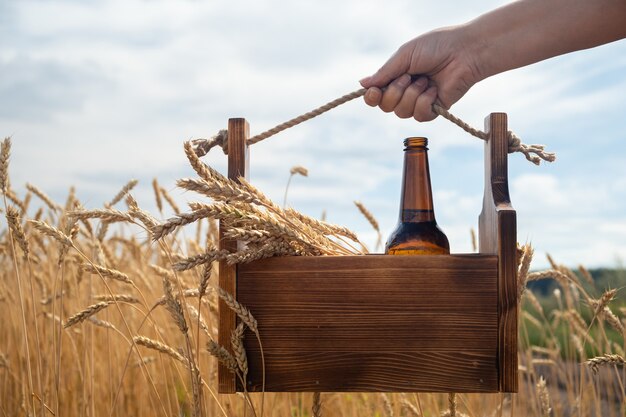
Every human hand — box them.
[360,26,480,121]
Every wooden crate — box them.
[218,113,517,393]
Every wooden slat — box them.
[480,113,518,393]
[238,254,499,392]
[218,118,249,393]
[244,351,497,392]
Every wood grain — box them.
[218,118,249,393]
[238,254,499,392]
[479,113,518,393]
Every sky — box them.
[1,0,626,268]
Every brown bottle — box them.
[385,137,450,255]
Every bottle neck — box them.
[399,138,436,223]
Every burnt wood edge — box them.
[218,118,249,394]
[481,113,518,393]
[498,207,518,392]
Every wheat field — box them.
[1,136,624,417]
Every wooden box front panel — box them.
[237,254,499,392]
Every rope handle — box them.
[192,86,556,165]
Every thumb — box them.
[360,48,411,88]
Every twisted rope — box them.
[192,87,556,165]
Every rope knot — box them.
[192,129,228,157]
[432,104,555,165]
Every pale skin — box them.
[360,0,626,121]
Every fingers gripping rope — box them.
[192,88,556,165]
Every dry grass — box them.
[1,137,625,416]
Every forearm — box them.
[465,0,626,80]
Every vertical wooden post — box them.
[218,118,249,393]
[478,113,518,393]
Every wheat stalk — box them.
[159,186,180,214]
[382,393,394,417]
[285,206,359,242]
[231,322,248,377]
[354,200,379,232]
[524,290,544,314]
[177,177,260,205]
[223,227,273,243]
[5,206,29,259]
[535,376,551,417]
[81,263,133,285]
[26,183,60,212]
[151,178,163,213]
[217,287,257,333]
[531,358,557,367]
[447,393,456,417]
[126,195,159,228]
[283,165,309,207]
[161,272,188,334]
[187,304,211,337]
[571,334,585,358]
[0,137,10,193]
[400,398,419,417]
[106,179,138,208]
[312,392,322,417]
[151,208,216,240]
[148,264,174,279]
[58,215,79,266]
[198,258,212,299]
[184,140,224,183]
[27,220,73,246]
[134,335,188,366]
[87,317,117,331]
[225,241,299,265]
[152,289,205,308]
[592,288,617,320]
[69,208,134,224]
[586,354,626,375]
[5,189,27,214]
[65,301,113,328]
[578,264,595,285]
[172,249,230,271]
[207,340,238,372]
[93,294,139,303]
[516,243,534,298]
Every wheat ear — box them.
[134,335,189,366]
[81,263,133,285]
[0,137,10,193]
[586,354,626,375]
[312,392,322,417]
[106,179,138,207]
[5,206,30,259]
[217,287,257,333]
[27,220,73,246]
[535,376,551,417]
[65,301,113,328]
[207,340,238,372]
[231,322,248,377]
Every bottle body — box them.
[385,137,450,255]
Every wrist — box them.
[456,21,493,83]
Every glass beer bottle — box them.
[385,137,450,255]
